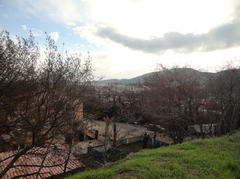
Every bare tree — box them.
[143,64,209,143]
[0,31,93,178]
[207,62,240,134]
[143,62,240,143]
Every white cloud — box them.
[49,32,59,42]
[67,22,76,29]
[11,0,240,79]
[15,0,234,40]
[76,0,230,38]
[32,29,43,37]
[21,25,27,30]
[73,24,111,46]
[91,42,240,79]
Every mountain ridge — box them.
[99,72,155,84]
[99,68,216,84]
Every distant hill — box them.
[98,72,154,84]
[99,68,216,84]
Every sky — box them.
[1,0,240,80]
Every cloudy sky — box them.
[1,0,240,79]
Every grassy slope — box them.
[67,132,240,179]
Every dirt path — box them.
[89,121,174,144]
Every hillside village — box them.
[1,30,240,178]
[2,0,240,178]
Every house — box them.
[188,124,221,135]
[0,144,85,179]
[199,102,221,111]
[0,101,84,152]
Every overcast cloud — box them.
[96,22,240,54]
[1,0,240,79]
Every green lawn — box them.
[67,131,240,179]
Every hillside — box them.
[67,131,240,179]
[98,68,215,84]
[98,72,154,84]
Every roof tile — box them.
[0,144,84,179]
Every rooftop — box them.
[0,144,84,179]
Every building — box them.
[0,144,85,179]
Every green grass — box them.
[107,143,143,162]
[67,132,240,179]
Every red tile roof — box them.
[0,144,85,179]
